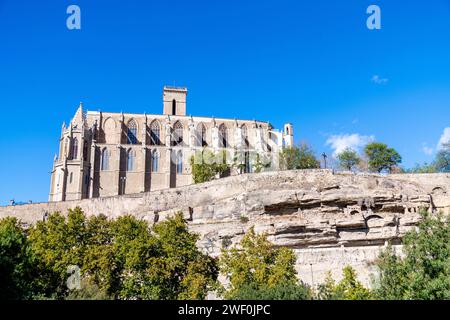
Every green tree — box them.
[434,142,450,172]
[364,142,402,173]
[0,218,38,300]
[230,282,311,300]
[66,278,112,300]
[117,212,218,300]
[336,148,361,171]
[190,149,230,184]
[279,143,320,170]
[315,272,340,300]
[253,153,270,173]
[220,228,310,300]
[404,162,437,173]
[375,210,450,300]
[29,208,89,298]
[28,208,218,300]
[316,267,372,300]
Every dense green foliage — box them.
[0,209,218,300]
[252,153,271,173]
[190,149,230,183]
[405,162,438,173]
[2,207,450,300]
[220,228,311,300]
[279,143,320,170]
[374,210,450,299]
[364,142,402,173]
[336,148,361,171]
[435,143,450,173]
[403,143,449,173]
[316,267,372,300]
[0,218,37,300]
[230,282,311,300]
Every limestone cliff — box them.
[1,170,449,286]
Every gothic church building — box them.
[49,86,293,202]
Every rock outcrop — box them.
[1,170,449,286]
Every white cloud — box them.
[437,127,450,149]
[371,75,389,85]
[422,144,433,156]
[326,133,375,157]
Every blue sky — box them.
[0,0,449,205]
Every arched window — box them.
[172,121,183,146]
[197,123,207,147]
[71,138,79,159]
[150,120,161,145]
[101,148,109,171]
[219,124,228,148]
[127,149,134,171]
[151,150,159,172]
[176,150,183,174]
[127,120,138,144]
[103,117,116,144]
[241,124,249,148]
[172,99,177,115]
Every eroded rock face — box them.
[189,173,445,250]
[1,170,449,286]
[185,171,449,286]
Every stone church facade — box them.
[49,86,294,202]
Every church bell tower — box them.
[163,86,187,116]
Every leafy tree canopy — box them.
[375,210,450,300]
[316,267,372,300]
[364,142,402,173]
[0,218,37,300]
[279,143,320,170]
[190,149,230,184]
[336,148,361,171]
[220,227,311,300]
[434,142,450,173]
[26,208,218,300]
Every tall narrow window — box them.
[83,141,89,161]
[101,148,109,171]
[244,151,251,174]
[176,150,183,174]
[127,120,138,144]
[172,99,177,115]
[150,120,161,145]
[64,138,69,158]
[172,121,183,146]
[219,124,228,148]
[127,149,134,171]
[197,123,207,147]
[151,150,159,172]
[241,124,249,149]
[71,138,79,159]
